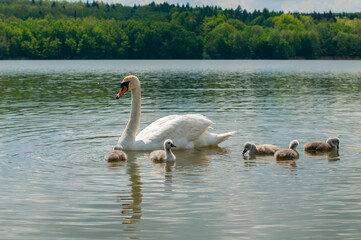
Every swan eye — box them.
[116,81,131,99]
[121,81,130,88]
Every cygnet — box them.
[104,145,128,162]
[274,140,299,160]
[150,139,176,162]
[242,142,280,155]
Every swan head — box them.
[164,139,176,150]
[242,142,255,155]
[289,140,299,150]
[116,75,140,99]
[327,137,340,149]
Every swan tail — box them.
[195,131,236,147]
[217,131,236,144]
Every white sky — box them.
[68,0,361,12]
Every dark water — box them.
[1,60,361,239]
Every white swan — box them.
[115,75,235,150]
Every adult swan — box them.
[115,75,235,150]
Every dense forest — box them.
[1,0,361,59]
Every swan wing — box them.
[135,114,213,147]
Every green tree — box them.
[204,23,236,58]
[0,0,361,59]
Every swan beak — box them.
[116,87,127,99]
[116,81,130,99]
[242,149,247,155]
[171,144,176,147]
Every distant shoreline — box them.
[1,57,361,61]
[1,0,361,60]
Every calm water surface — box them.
[1,60,361,239]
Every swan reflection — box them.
[243,154,298,170]
[150,146,230,186]
[107,153,142,227]
[151,146,230,169]
[275,159,297,170]
[304,150,340,162]
[243,154,274,167]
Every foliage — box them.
[0,0,361,59]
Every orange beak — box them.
[116,86,127,99]
[116,81,130,99]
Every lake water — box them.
[1,60,361,240]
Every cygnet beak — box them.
[171,144,176,147]
[242,149,247,155]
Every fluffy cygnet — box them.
[274,140,299,160]
[104,145,128,162]
[304,137,340,152]
[150,139,176,162]
[242,142,280,155]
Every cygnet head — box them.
[116,75,140,99]
[289,140,299,150]
[327,137,340,149]
[113,145,123,151]
[164,139,176,150]
[104,145,127,162]
[242,142,255,155]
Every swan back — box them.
[135,114,230,150]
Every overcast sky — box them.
[69,0,361,12]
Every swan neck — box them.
[118,87,141,147]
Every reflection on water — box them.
[243,154,298,170]
[275,159,298,170]
[150,147,229,179]
[121,158,142,227]
[304,150,340,162]
[1,60,361,240]
[172,147,229,168]
[107,154,143,227]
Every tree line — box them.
[1,0,361,59]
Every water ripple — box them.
[1,61,361,240]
